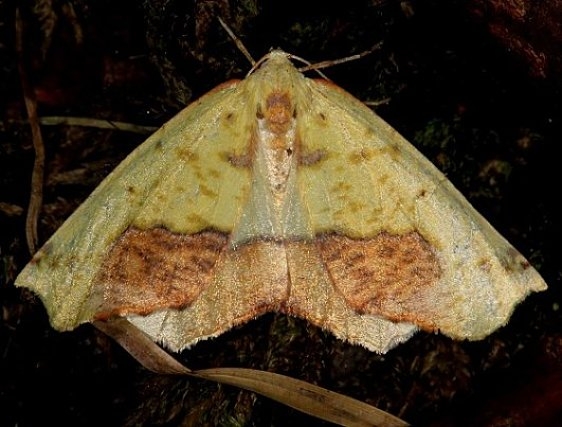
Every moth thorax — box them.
[256,91,298,197]
[257,117,296,196]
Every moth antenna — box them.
[244,51,329,81]
[218,16,256,66]
[286,53,330,80]
[298,42,383,73]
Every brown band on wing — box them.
[318,231,442,318]
[92,227,228,319]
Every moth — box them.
[15,50,547,354]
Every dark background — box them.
[1,1,561,426]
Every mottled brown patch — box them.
[377,173,390,186]
[478,258,493,273]
[347,201,366,214]
[299,149,327,166]
[264,92,293,134]
[225,152,253,168]
[175,148,198,162]
[223,111,235,124]
[331,181,352,193]
[500,246,532,272]
[93,227,228,319]
[348,148,376,164]
[199,183,217,198]
[318,231,441,315]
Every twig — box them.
[37,116,158,134]
[16,8,45,255]
[364,97,392,107]
[95,318,411,427]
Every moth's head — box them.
[248,50,306,86]
[246,50,302,132]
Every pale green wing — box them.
[295,79,546,342]
[15,81,257,331]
